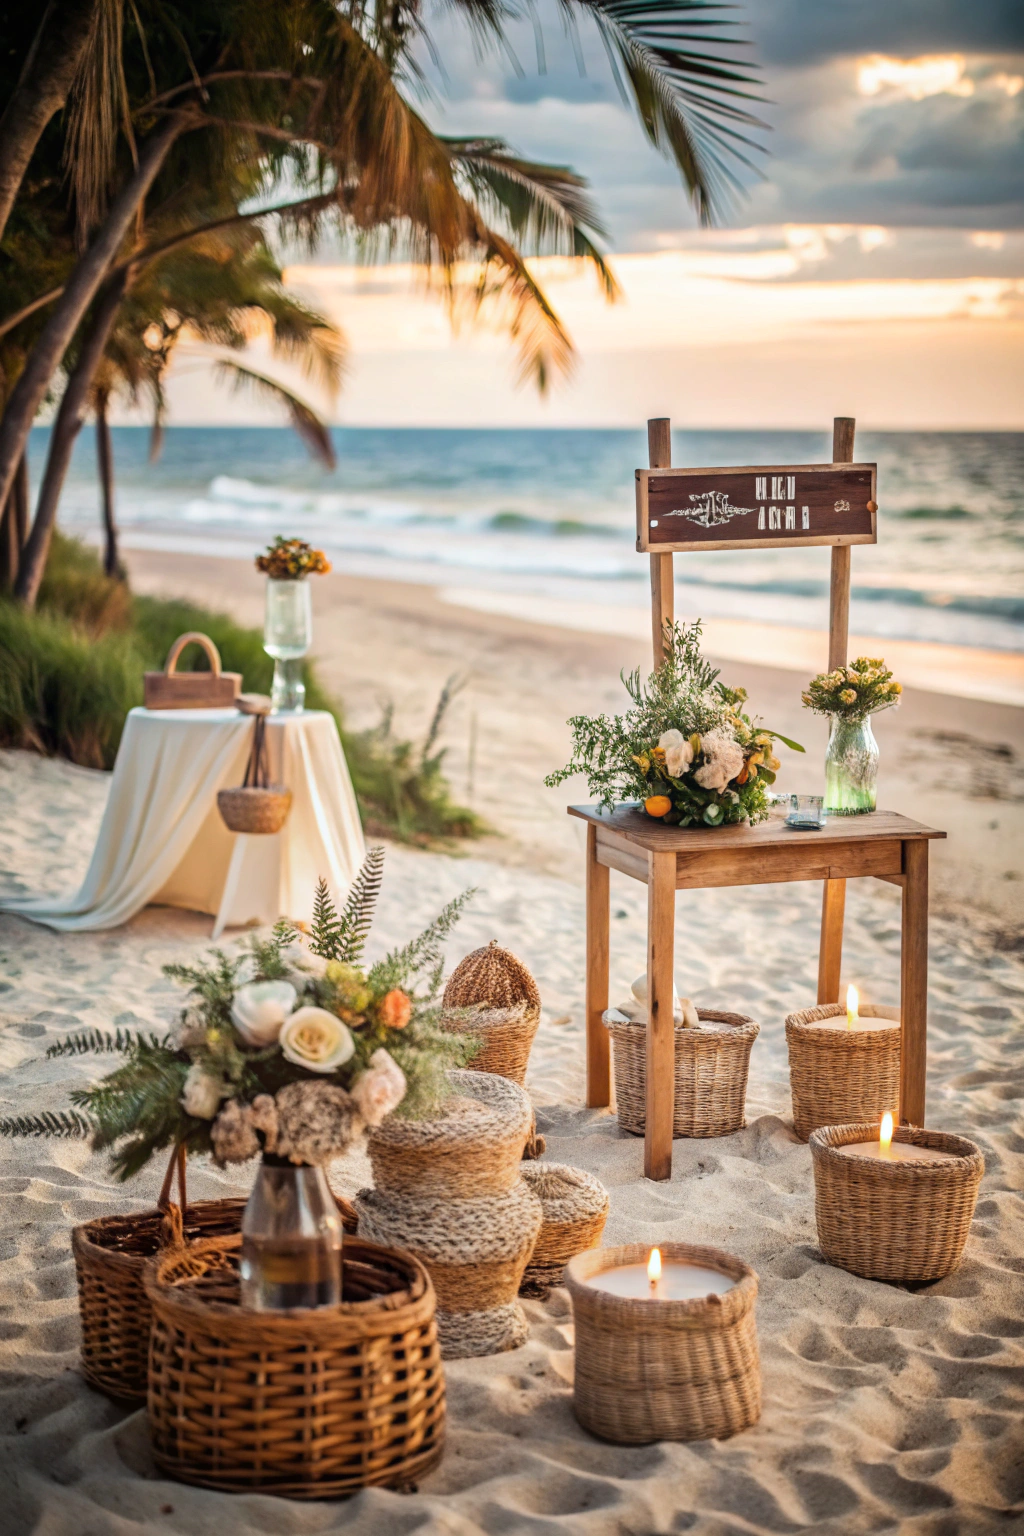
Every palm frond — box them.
[0,1110,93,1139]
[46,1027,147,1059]
[211,358,335,468]
[64,0,134,246]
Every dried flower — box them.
[231,980,297,1046]
[279,1007,354,1072]
[378,989,412,1030]
[658,728,694,778]
[274,1080,362,1165]
[180,1065,227,1120]
[210,1098,262,1163]
[351,1049,407,1127]
[256,536,331,580]
[694,730,745,790]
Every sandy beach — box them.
[1,552,1023,1534]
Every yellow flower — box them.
[839,688,858,705]
[632,753,651,772]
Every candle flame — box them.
[647,1247,662,1286]
[846,984,859,1030]
[880,1112,894,1157]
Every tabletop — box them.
[568,803,946,851]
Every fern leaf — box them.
[336,845,385,964]
[46,1027,140,1058]
[308,877,343,959]
[0,1110,93,1138]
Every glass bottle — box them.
[263,577,312,712]
[825,715,879,815]
[240,1156,343,1310]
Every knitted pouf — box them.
[366,1070,533,1198]
[519,1163,609,1297]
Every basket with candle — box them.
[785,987,900,1143]
[810,1115,984,1284]
[604,974,759,1139]
[565,1241,761,1443]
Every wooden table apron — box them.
[570,804,946,1181]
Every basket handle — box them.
[164,631,222,678]
[157,1141,188,1216]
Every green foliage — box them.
[307,848,385,965]
[803,659,903,723]
[46,1028,149,1058]
[2,533,482,845]
[67,1034,194,1181]
[0,1110,93,1139]
[368,887,477,1002]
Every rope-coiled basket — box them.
[810,1123,984,1284]
[356,1181,542,1357]
[565,1242,761,1444]
[442,942,541,1085]
[786,1003,900,1142]
[367,1070,533,1198]
[519,1163,609,1296]
[145,1236,445,1498]
[71,1198,246,1402]
[606,1009,759,1138]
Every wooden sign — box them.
[636,463,877,553]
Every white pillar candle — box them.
[588,1260,734,1301]
[839,1140,956,1163]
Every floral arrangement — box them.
[256,536,332,580]
[802,658,902,722]
[546,622,803,828]
[0,849,477,1178]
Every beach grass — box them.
[1,533,484,846]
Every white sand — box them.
[2,746,1023,1533]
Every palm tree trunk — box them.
[15,273,127,608]
[0,454,29,592]
[0,0,100,245]
[0,113,186,523]
[94,387,120,577]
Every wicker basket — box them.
[356,1180,542,1357]
[565,1242,761,1444]
[519,1163,609,1296]
[367,1069,533,1198]
[146,1236,445,1497]
[786,1003,900,1142]
[443,940,541,1012]
[216,784,292,834]
[606,1009,759,1139]
[72,1199,246,1401]
[440,1002,540,1086]
[810,1123,984,1284]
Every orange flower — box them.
[378,988,412,1029]
[644,795,672,818]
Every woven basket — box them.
[216,784,292,834]
[443,940,541,1012]
[519,1163,609,1296]
[565,1242,761,1444]
[356,1180,542,1358]
[786,1003,900,1142]
[810,1123,984,1284]
[367,1069,533,1198]
[606,1009,759,1138]
[440,1001,540,1086]
[72,1199,246,1401]
[146,1236,445,1497]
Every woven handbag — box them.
[216,698,291,835]
[143,631,241,709]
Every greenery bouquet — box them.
[1,849,476,1178]
[546,622,803,828]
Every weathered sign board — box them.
[636,463,877,553]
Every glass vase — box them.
[263,577,312,712]
[240,1156,343,1310]
[825,716,879,815]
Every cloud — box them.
[747,0,1024,67]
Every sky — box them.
[158,0,1024,429]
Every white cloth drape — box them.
[2,708,365,935]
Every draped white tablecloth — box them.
[3,708,365,936]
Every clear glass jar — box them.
[263,577,312,712]
[240,1157,343,1310]
[825,716,879,815]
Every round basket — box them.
[565,1242,761,1444]
[519,1163,609,1296]
[786,1003,900,1143]
[216,784,292,835]
[356,1180,542,1358]
[606,1009,759,1139]
[367,1069,533,1199]
[440,1002,540,1086]
[443,940,540,1012]
[810,1123,984,1284]
[145,1236,445,1497]
[71,1198,246,1402]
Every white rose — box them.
[658,729,685,752]
[665,741,694,778]
[279,1007,355,1073]
[351,1048,407,1127]
[181,1064,227,1120]
[231,980,297,1046]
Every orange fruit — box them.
[644,795,672,818]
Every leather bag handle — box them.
[164,631,222,678]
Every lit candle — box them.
[587,1248,735,1301]
[839,1113,957,1163]
[879,1110,894,1158]
[846,984,858,1031]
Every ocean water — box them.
[34,426,1024,653]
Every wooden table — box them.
[569,804,946,1180]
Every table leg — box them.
[645,851,676,1181]
[585,825,610,1108]
[817,878,846,1004]
[900,840,929,1126]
